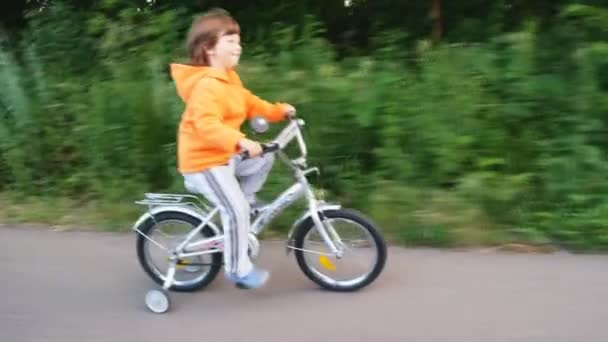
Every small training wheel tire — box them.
[145,289,170,314]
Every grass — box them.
[0,192,142,232]
[0,187,306,237]
[0,190,571,254]
[0,187,517,246]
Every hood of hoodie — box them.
[170,63,239,103]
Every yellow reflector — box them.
[165,257,188,269]
[319,255,336,271]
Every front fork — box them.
[305,186,345,258]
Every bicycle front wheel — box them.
[292,209,387,292]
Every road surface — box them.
[1,225,607,342]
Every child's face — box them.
[207,33,242,69]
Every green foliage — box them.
[2,2,608,251]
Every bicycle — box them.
[132,114,387,313]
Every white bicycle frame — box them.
[132,117,345,288]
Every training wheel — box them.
[145,289,170,314]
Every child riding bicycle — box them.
[169,8,295,289]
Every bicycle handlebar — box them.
[238,142,281,160]
[237,110,304,161]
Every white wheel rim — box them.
[145,290,169,313]
[143,220,214,287]
[302,218,378,288]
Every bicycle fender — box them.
[132,205,221,236]
[286,203,341,254]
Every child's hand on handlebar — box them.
[281,103,296,119]
[238,138,263,158]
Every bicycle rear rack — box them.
[135,193,213,213]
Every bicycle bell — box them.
[250,115,269,133]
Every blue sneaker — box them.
[225,267,270,289]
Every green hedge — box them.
[2,3,608,250]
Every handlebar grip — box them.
[238,143,280,160]
[239,150,250,159]
[286,110,297,120]
[262,142,280,153]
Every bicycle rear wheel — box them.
[292,209,387,292]
[136,211,222,292]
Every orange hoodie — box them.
[170,64,286,173]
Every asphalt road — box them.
[1,225,607,342]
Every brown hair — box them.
[186,8,240,66]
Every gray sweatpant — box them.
[182,153,274,277]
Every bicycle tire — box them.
[136,211,223,292]
[292,209,387,292]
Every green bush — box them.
[2,3,608,251]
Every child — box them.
[169,8,295,289]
